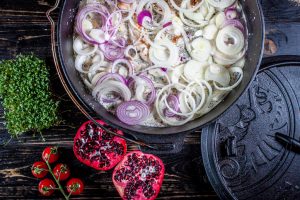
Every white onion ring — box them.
[73,37,97,55]
[216,26,245,56]
[155,83,194,126]
[170,0,204,13]
[92,80,132,102]
[213,67,243,91]
[149,39,179,67]
[205,64,230,86]
[213,47,246,65]
[178,0,209,28]
[206,0,236,10]
[111,59,134,77]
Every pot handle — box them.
[46,0,156,150]
[135,132,187,154]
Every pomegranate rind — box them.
[73,120,127,171]
[112,151,165,200]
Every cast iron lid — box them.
[201,59,300,200]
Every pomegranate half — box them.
[113,151,165,200]
[73,120,127,171]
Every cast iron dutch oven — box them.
[47,0,264,151]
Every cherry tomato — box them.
[66,178,84,195]
[42,146,59,163]
[31,161,48,179]
[53,163,71,181]
[38,178,56,196]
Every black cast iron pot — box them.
[47,0,264,152]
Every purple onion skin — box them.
[75,3,109,44]
[96,73,127,85]
[163,95,180,118]
[163,22,172,28]
[222,19,245,32]
[127,75,156,105]
[116,101,150,125]
[161,68,167,72]
[118,0,134,3]
[137,10,152,26]
[225,8,239,20]
[100,41,125,61]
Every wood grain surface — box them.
[0,0,300,199]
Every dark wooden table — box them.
[0,0,300,199]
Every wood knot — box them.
[264,39,278,56]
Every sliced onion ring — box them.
[96,73,127,85]
[73,37,97,55]
[155,85,194,126]
[149,39,179,67]
[128,75,156,105]
[225,8,239,19]
[222,19,244,32]
[137,10,152,26]
[213,67,243,91]
[169,0,204,13]
[92,80,132,103]
[213,48,246,65]
[136,0,172,29]
[116,100,150,125]
[216,25,245,56]
[206,0,236,10]
[100,40,125,61]
[75,3,109,44]
[112,59,134,77]
[178,0,208,28]
[119,0,134,3]
[164,95,180,117]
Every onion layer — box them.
[112,59,134,77]
[116,100,150,125]
[100,40,126,61]
[149,39,179,67]
[75,3,109,44]
[92,80,132,103]
[206,0,236,10]
[216,26,245,56]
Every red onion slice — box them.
[222,19,244,32]
[96,73,127,85]
[137,10,152,26]
[111,37,127,48]
[163,21,172,28]
[105,10,124,39]
[118,0,135,3]
[100,40,125,61]
[164,95,180,117]
[225,8,239,20]
[101,92,121,104]
[116,101,150,125]
[127,75,156,105]
[75,3,109,44]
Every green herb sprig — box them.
[0,54,59,137]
